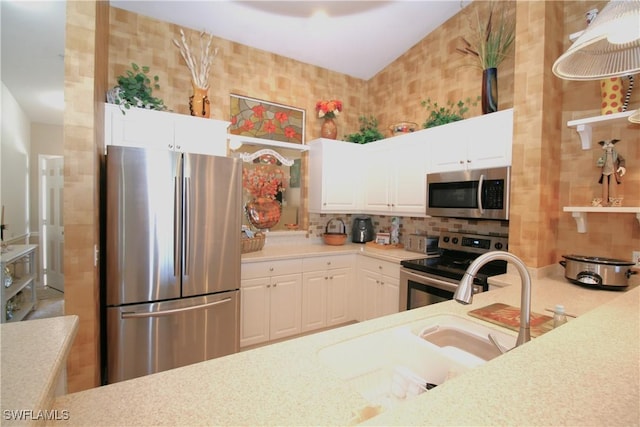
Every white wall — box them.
[1,82,30,242]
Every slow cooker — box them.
[559,254,637,289]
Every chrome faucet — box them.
[454,251,531,349]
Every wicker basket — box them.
[241,232,265,254]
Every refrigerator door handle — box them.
[173,176,180,277]
[121,297,232,319]
[183,176,191,276]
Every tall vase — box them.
[482,68,498,114]
[189,84,210,118]
[245,197,281,230]
[320,118,338,139]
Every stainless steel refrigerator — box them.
[105,145,241,384]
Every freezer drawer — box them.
[106,291,239,384]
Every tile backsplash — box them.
[308,213,508,242]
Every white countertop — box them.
[242,241,425,264]
[47,267,639,426]
[1,315,79,426]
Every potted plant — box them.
[344,115,385,144]
[107,63,167,113]
[421,97,479,128]
[456,1,515,113]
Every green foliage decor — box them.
[113,63,167,112]
[344,116,385,144]
[421,97,479,129]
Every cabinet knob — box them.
[269,267,274,272]
[459,160,464,164]
[325,276,329,280]
[168,144,173,149]
[176,145,182,150]
[466,159,471,163]
[273,283,277,287]
[267,284,271,288]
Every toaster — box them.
[405,235,439,254]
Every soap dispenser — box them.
[552,304,568,328]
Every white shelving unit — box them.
[228,134,309,152]
[567,110,636,149]
[1,245,38,323]
[563,207,640,233]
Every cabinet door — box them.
[301,271,327,332]
[362,146,391,212]
[360,268,381,321]
[107,104,175,151]
[326,267,350,326]
[428,121,468,173]
[466,109,513,169]
[269,273,302,340]
[240,277,270,347]
[174,116,229,157]
[392,137,429,215]
[380,274,400,317]
[308,139,361,212]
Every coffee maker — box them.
[352,217,374,243]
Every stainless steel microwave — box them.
[426,166,510,220]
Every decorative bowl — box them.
[389,121,418,136]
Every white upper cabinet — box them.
[362,135,429,216]
[308,139,362,213]
[429,108,513,173]
[104,103,229,157]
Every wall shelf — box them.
[563,207,640,233]
[228,134,309,152]
[567,110,636,150]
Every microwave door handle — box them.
[477,174,485,214]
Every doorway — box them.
[39,155,64,292]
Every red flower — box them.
[316,99,343,119]
[275,111,288,123]
[284,126,296,139]
[252,105,266,119]
[242,119,254,131]
[264,120,276,134]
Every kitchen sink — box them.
[316,314,516,412]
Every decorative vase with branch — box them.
[173,29,218,118]
[457,1,515,114]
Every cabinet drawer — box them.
[303,255,354,272]
[242,259,302,280]
[359,256,400,279]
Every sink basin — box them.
[317,314,516,411]
[407,314,517,362]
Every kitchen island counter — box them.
[47,268,639,426]
[1,315,78,425]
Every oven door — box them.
[399,267,482,311]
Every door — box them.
[181,153,242,297]
[106,291,239,384]
[40,155,64,291]
[105,146,181,306]
[326,267,350,326]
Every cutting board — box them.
[365,242,404,250]
[468,303,554,338]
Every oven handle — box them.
[477,174,485,214]
[401,268,461,293]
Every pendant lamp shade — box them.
[552,0,640,80]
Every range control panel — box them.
[439,231,508,255]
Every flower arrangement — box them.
[456,1,515,70]
[316,100,343,119]
[173,29,218,89]
[242,164,289,200]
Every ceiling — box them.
[1,0,468,126]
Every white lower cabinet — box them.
[240,259,302,347]
[357,256,400,321]
[301,255,355,332]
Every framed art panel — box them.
[229,94,305,144]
